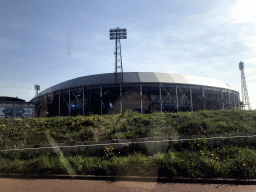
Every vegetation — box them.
[1,109,256,178]
[0,109,256,147]
[1,140,256,179]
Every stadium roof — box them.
[0,96,25,102]
[31,72,237,100]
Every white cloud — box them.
[231,0,256,24]
[245,57,256,64]
[154,10,248,62]
[247,82,256,109]
[245,68,256,74]
[148,1,256,109]
[231,0,256,66]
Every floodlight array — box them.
[34,85,40,91]
[239,61,244,70]
[110,28,127,40]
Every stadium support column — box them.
[221,89,224,109]
[59,91,60,116]
[228,90,230,107]
[190,85,193,112]
[234,92,236,108]
[13,103,15,118]
[89,92,91,115]
[83,87,84,116]
[159,83,162,113]
[140,83,143,114]
[216,88,218,110]
[202,87,205,110]
[235,94,236,108]
[69,89,70,116]
[120,84,122,113]
[101,87,103,115]
[33,103,35,118]
[176,84,179,112]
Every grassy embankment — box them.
[0,109,256,178]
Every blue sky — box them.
[1,0,256,109]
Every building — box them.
[30,72,240,117]
[0,96,35,118]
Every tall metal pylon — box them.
[239,61,251,110]
[109,28,127,84]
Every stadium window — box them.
[143,85,151,95]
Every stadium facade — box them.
[30,72,240,117]
[0,97,35,118]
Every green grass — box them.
[1,143,256,179]
[1,109,256,148]
[1,109,256,178]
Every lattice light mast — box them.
[109,28,127,84]
[239,61,251,110]
[34,84,40,96]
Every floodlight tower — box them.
[34,84,40,96]
[109,27,127,84]
[239,61,251,110]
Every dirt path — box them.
[1,178,256,192]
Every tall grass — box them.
[0,109,256,148]
[1,142,256,178]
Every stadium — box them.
[30,72,240,117]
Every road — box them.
[1,178,256,192]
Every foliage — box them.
[0,109,256,149]
[2,109,256,178]
[1,144,256,179]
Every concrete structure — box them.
[30,72,240,117]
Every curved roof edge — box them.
[30,72,237,101]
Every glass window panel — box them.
[122,84,140,95]
[6,104,14,107]
[142,84,151,94]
